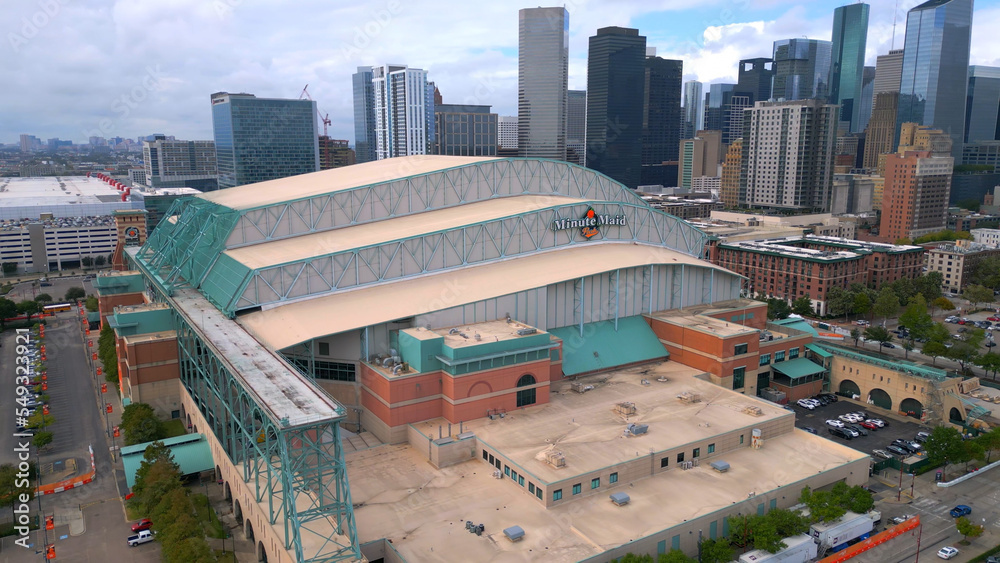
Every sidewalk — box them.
[203,478,257,562]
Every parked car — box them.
[829,427,853,440]
[892,439,920,454]
[886,445,909,456]
[826,419,845,428]
[812,395,832,405]
[866,418,886,428]
[797,399,817,410]
[915,431,930,443]
[946,316,959,323]
[882,342,896,349]
[846,424,868,436]
[131,519,153,533]
[802,426,818,435]
[861,420,879,431]
[892,514,914,524]
[937,546,959,560]
[987,316,1000,322]
[872,449,892,460]
[839,413,863,423]
[949,505,972,518]
[819,393,838,403]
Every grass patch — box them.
[125,503,144,521]
[215,550,237,563]
[192,493,226,539]
[161,418,186,439]
[970,543,1000,562]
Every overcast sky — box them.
[4,0,999,146]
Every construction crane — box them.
[299,84,332,137]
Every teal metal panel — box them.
[771,357,827,379]
[200,253,252,314]
[806,343,833,358]
[547,316,668,376]
[121,434,214,487]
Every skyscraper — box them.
[371,64,436,159]
[567,90,587,165]
[856,66,876,134]
[518,7,569,160]
[679,131,721,189]
[965,66,1000,143]
[830,3,870,133]
[740,99,840,212]
[879,124,953,241]
[682,81,705,139]
[433,103,498,156]
[863,92,899,170]
[736,57,774,104]
[498,116,518,149]
[352,67,376,164]
[896,0,974,157]
[772,39,833,101]
[872,49,904,98]
[720,139,743,208]
[642,53,683,168]
[143,135,218,190]
[586,26,646,188]
[704,83,735,133]
[210,92,319,189]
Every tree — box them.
[0,297,17,329]
[962,284,995,310]
[33,293,52,304]
[765,508,810,537]
[853,292,872,319]
[26,412,54,430]
[699,538,733,563]
[792,296,813,316]
[899,295,933,341]
[948,342,982,374]
[826,286,852,320]
[65,287,86,301]
[131,442,182,516]
[95,255,106,267]
[915,272,944,302]
[658,551,696,563]
[970,256,1000,290]
[0,463,36,521]
[975,427,1000,463]
[121,403,164,446]
[978,352,1000,381]
[81,256,93,268]
[873,287,900,325]
[864,326,894,353]
[165,537,217,563]
[956,516,984,542]
[850,327,862,348]
[930,296,955,317]
[1,262,16,277]
[925,426,966,472]
[16,300,40,321]
[922,323,953,365]
[902,339,915,359]
[32,431,53,450]
[895,237,912,245]
[84,295,98,312]
[767,298,791,320]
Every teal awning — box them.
[806,343,833,359]
[548,316,668,377]
[772,357,827,379]
[121,433,214,488]
[772,318,819,336]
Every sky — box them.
[4,0,1000,146]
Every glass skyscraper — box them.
[772,39,833,101]
[896,0,973,157]
[964,66,1000,143]
[586,26,646,188]
[352,67,376,164]
[642,54,683,168]
[736,57,774,104]
[210,92,319,189]
[370,64,435,160]
[682,81,704,140]
[567,90,587,165]
[518,7,569,160]
[830,3,870,132]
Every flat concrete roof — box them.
[348,367,868,563]
[0,176,124,208]
[225,194,586,270]
[115,302,170,314]
[198,155,498,211]
[123,330,177,345]
[650,310,758,338]
[238,243,732,351]
[434,319,547,349]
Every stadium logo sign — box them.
[552,208,626,239]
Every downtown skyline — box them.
[5,0,1000,145]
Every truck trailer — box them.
[809,511,878,547]
[739,534,818,563]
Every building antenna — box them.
[891,0,899,50]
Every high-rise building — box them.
[863,92,900,170]
[704,84,735,134]
[518,7,569,160]
[736,58,774,104]
[210,92,319,189]
[143,135,219,191]
[318,137,357,170]
[896,0,973,158]
[498,116,518,149]
[433,104,498,156]
[567,90,587,165]
[726,95,753,144]
[965,66,1000,143]
[682,81,705,140]
[352,67,377,164]
[872,49,904,98]
[879,123,953,241]
[19,134,41,153]
[830,3,870,133]
[772,39,833,101]
[856,66,877,134]
[586,26,646,188]
[679,131,722,189]
[642,53,683,168]
[720,139,743,208]
[371,64,436,160]
[739,99,839,212]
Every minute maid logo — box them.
[551,207,627,239]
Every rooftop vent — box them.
[516,327,537,336]
[677,391,700,404]
[503,526,524,542]
[544,451,566,469]
[615,402,637,416]
[571,382,594,394]
[710,461,730,473]
[610,492,631,506]
[743,406,764,417]
[624,423,648,437]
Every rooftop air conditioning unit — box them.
[610,492,630,506]
[503,526,525,542]
[516,328,537,336]
[625,423,648,437]
[544,451,566,469]
[615,402,637,416]
[710,461,730,473]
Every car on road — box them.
[861,420,879,431]
[892,514,913,524]
[886,445,909,456]
[872,449,892,460]
[985,556,999,563]
[949,505,972,518]
[855,319,870,326]
[131,519,153,533]
[826,419,845,428]
[882,342,896,349]
[937,546,959,559]
[797,399,817,410]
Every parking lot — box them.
[791,397,933,460]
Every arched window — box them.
[516,374,536,408]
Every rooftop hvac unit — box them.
[503,526,525,542]
[571,382,594,394]
[625,423,648,437]
[609,492,631,506]
[516,327,537,336]
[743,406,764,417]
[710,461,730,472]
[544,451,566,469]
[677,392,700,404]
[693,458,700,467]
[615,402,637,416]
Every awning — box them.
[771,357,826,379]
[806,343,833,359]
[548,316,668,376]
[121,433,214,488]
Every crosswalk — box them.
[910,496,1000,526]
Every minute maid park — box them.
[101,156,866,563]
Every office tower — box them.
[567,90,587,165]
[19,134,41,152]
[726,95,753,144]
[352,67,376,164]
[371,64,436,159]
[586,26,646,188]
[318,138,357,169]
[720,139,743,208]
[873,50,904,98]
[433,104,498,156]
[736,58,774,104]
[704,84,734,134]
[682,81,705,139]
[679,131,721,189]
[863,92,900,170]
[965,66,1000,143]
[856,66,876,134]
[830,3,870,132]
[896,0,973,158]
[739,99,840,212]
[210,92,319,189]
[518,7,569,160]
[642,53,683,169]
[879,126,953,241]
[498,116,518,149]
[142,135,219,190]
[772,39,833,101]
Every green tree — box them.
[26,412,54,430]
[956,516,984,542]
[767,298,791,320]
[121,403,164,446]
[699,538,734,563]
[915,271,944,302]
[165,537,216,563]
[894,237,912,245]
[899,295,933,341]
[84,295,98,312]
[826,286,852,320]
[975,427,1000,463]
[32,431,53,450]
[853,292,872,318]
[792,296,813,316]
[925,426,966,472]
[657,551,696,563]
[0,297,17,329]
[873,287,900,325]
[888,278,917,307]
[16,300,40,321]
[95,255,106,267]
[130,442,182,516]
[921,323,953,365]
[962,284,995,310]
[979,352,1000,381]
[800,486,847,523]
[864,325,894,353]
[850,327,862,348]
[766,508,810,537]
[1,262,16,276]
[0,463,36,521]
[65,287,86,301]
[930,296,955,317]
[948,342,982,374]
[970,256,1000,289]
[34,293,52,304]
